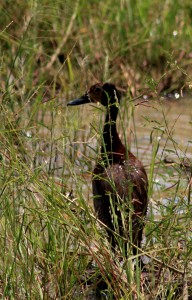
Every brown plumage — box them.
[68,82,148,257]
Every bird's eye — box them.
[95,87,101,93]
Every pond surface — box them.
[131,97,192,168]
[126,96,192,217]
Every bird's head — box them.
[67,82,121,107]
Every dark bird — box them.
[67,82,148,260]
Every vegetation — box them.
[0,0,191,299]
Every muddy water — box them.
[131,97,192,168]
[127,97,192,218]
[127,97,192,196]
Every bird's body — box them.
[68,82,148,257]
[93,152,148,251]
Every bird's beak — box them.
[67,93,90,106]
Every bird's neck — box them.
[101,104,125,162]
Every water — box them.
[129,97,192,215]
[131,97,192,168]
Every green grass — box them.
[0,0,192,299]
